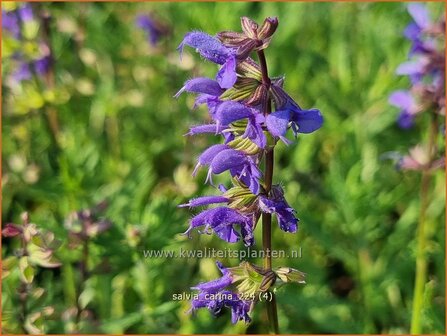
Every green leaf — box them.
[19,257,35,284]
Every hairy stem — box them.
[258,49,279,335]
[410,113,439,334]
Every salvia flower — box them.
[389,3,445,173]
[178,16,317,324]
[390,3,445,129]
[259,185,299,233]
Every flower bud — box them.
[275,266,306,284]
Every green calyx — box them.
[228,261,277,297]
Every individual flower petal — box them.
[190,290,252,324]
[179,196,229,208]
[177,31,234,65]
[206,147,262,192]
[396,60,425,76]
[270,84,323,135]
[243,117,266,148]
[191,273,233,293]
[216,56,237,88]
[194,94,223,116]
[292,109,324,134]
[215,101,253,126]
[175,77,224,98]
[404,22,421,41]
[194,144,229,173]
[186,124,227,136]
[407,3,431,29]
[266,110,290,137]
[229,157,262,195]
[389,90,414,110]
[210,149,247,174]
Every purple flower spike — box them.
[185,207,253,245]
[175,77,224,98]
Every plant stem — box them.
[75,237,89,331]
[410,113,438,334]
[37,4,62,171]
[258,49,279,335]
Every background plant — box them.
[2,2,445,334]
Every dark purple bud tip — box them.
[258,17,279,40]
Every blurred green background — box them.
[2,1,445,334]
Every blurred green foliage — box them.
[2,1,445,334]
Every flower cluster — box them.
[177,16,321,324]
[2,3,51,83]
[389,3,445,171]
[177,19,322,248]
[389,3,445,129]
